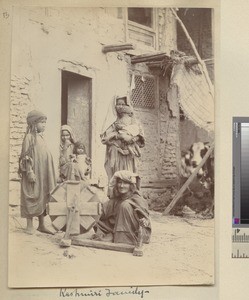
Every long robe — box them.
[96,192,151,245]
[20,133,56,218]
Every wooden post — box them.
[60,197,77,247]
[131,52,168,64]
[162,143,214,215]
[133,225,143,256]
[102,43,135,53]
[170,8,214,98]
[71,238,135,253]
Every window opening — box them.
[128,8,153,28]
[131,75,156,109]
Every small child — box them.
[71,142,91,181]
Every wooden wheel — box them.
[48,180,102,234]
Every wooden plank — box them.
[149,179,179,186]
[102,43,135,53]
[87,193,100,203]
[162,143,214,215]
[146,61,162,69]
[141,179,178,189]
[48,202,99,216]
[51,184,66,203]
[68,208,80,235]
[47,202,67,216]
[67,182,80,207]
[131,52,168,64]
[52,216,67,231]
[80,216,96,231]
[80,187,95,203]
[79,202,100,215]
[71,238,135,253]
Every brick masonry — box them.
[10,75,34,180]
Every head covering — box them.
[115,96,128,105]
[61,124,76,144]
[109,170,140,190]
[108,170,141,199]
[26,110,47,126]
[101,95,133,134]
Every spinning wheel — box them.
[47,180,102,235]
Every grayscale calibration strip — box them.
[232,117,249,257]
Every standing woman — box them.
[101,96,145,181]
[59,124,76,181]
[19,110,56,234]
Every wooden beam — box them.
[131,52,168,64]
[162,143,214,215]
[102,43,135,53]
[71,238,135,253]
[146,61,163,69]
[141,179,178,189]
[52,216,67,231]
[47,202,100,216]
[170,8,214,98]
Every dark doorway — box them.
[61,71,92,157]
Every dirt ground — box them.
[8,204,214,288]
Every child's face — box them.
[61,130,71,142]
[76,147,85,155]
[36,119,46,133]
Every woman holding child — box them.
[59,125,91,182]
[101,96,145,181]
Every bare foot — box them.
[37,225,55,235]
[25,227,36,235]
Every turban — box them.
[61,124,76,144]
[26,110,47,126]
[109,170,140,190]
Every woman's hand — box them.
[69,154,76,162]
[27,170,36,183]
[63,139,71,148]
[60,157,67,165]
[138,217,149,228]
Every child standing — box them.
[19,110,56,234]
[72,141,91,181]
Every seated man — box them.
[92,170,151,246]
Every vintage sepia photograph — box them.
[8,6,215,288]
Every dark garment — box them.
[96,192,151,246]
[20,133,56,218]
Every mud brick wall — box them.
[158,77,180,180]
[134,107,160,183]
[9,75,34,180]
